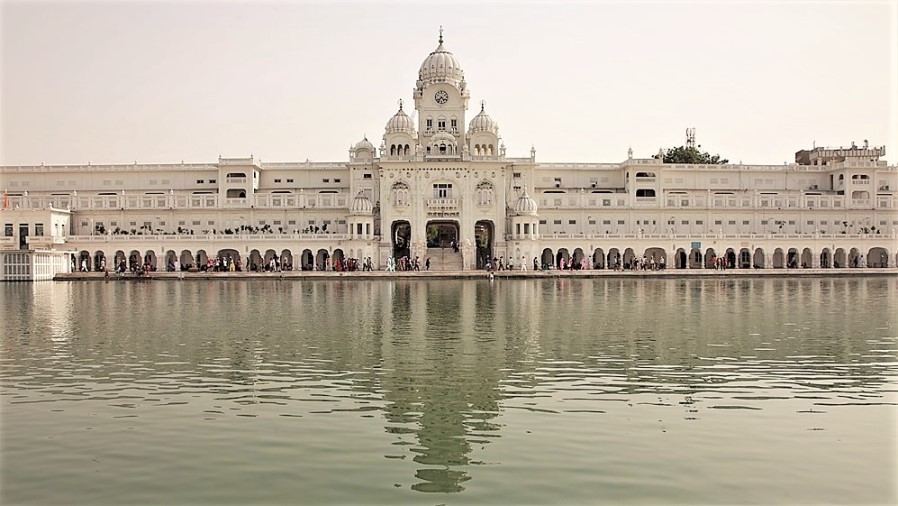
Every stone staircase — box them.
[425,247,464,271]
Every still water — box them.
[1,278,896,504]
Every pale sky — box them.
[1,0,896,166]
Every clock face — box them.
[434,90,449,105]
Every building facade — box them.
[2,33,897,280]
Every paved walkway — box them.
[56,268,898,281]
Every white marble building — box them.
[2,32,897,280]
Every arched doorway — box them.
[180,250,194,270]
[725,248,737,269]
[316,249,330,271]
[165,250,177,271]
[772,248,785,268]
[572,248,586,269]
[475,220,494,269]
[248,250,263,271]
[848,248,861,267]
[333,249,345,271]
[392,221,411,259]
[281,249,293,270]
[216,249,240,271]
[704,248,717,269]
[114,250,126,271]
[753,248,765,268]
[834,248,846,268]
[128,250,140,271]
[541,248,554,270]
[819,248,832,268]
[676,248,687,269]
[301,249,314,271]
[800,248,813,268]
[607,248,622,270]
[867,247,889,268]
[644,247,666,270]
[196,250,209,270]
[738,248,751,269]
[623,248,636,269]
[592,248,605,269]
[786,247,799,268]
[556,248,571,269]
[144,250,157,271]
[78,251,91,272]
[264,249,278,270]
[426,220,459,248]
[93,251,106,271]
[688,248,702,269]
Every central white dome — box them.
[418,33,464,88]
[513,187,538,216]
[385,104,416,134]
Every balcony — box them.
[426,198,459,215]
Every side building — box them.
[2,34,896,280]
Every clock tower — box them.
[413,29,470,157]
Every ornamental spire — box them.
[439,26,443,44]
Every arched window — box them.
[635,171,656,178]
[404,144,410,155]
[390,145,396,156]
[392,182,410,206]
[476,181,493,206]
[635,189,656,197]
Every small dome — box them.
[354,137,375,152]
[350,191,373,214]
[513,186,538,216]
[385,104,416,134]
[468,104,498,134]
[418,32,464,88]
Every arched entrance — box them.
[848,248,861,268]
[248,250,263,271]
[93,250,106,271]
[800,248,813,268]
[264,249,278,271]
[572,248,586,269]
[475,220,494,269]
[676,248,687,269]
[281,249,293,270]
[623,248,636,269]
[426,220,459,248]
[114,250,126,271]
[786,247,799,268]
[820,248,832,268]
[78,251,91,272]
[868,247,889,268]
[556,248,571,269]
[217,249,240,270]
[772,248,785,268]
[688,248,702,269]
[725,248,737,269]
[392,221,411,259]
[333,249,345,271]
[738,248,751,269]
[753,248,765,268]
[608,248,622,270]
[180,250,194,270]
[643,247,666,270]
[834,248,846,268]
[704,248,717,269]
[128,250,141,271]
[316,249,330,271]
[165,250,177,271]
[196,250,209,270]
[301,249,314,271]
[144,250,157,271]
[541,248,554,270]
[592,248,605,269]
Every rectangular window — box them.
[438,120,446,130]
[209,179,216,184]
[287,178,294,183]
[192,220,201,226]
[553,220,562,225]
[681,220,689,225]
[714,220,722,225]
[728,220,736,225]
[274,179,282,183]
[161,179,170,185]
[807,221,814,225]
[696,220,704,225]
[588,220,596,225]
[4,224,13,237]
[197,180,204,184]
[426,119,432,129]
[742,220,749,225]
[103,180,111,185]
[363,174,372,179]
[207,221,214,225]
[288,220,296,225]
[451,119,457,130]
[334,179,341,183]
[539,220,547,225]
[603,220,611,225]
[617,220,625,225]
[323,178,330,183]
[568,220,576,225]
[433,183,453,199]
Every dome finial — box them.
[398,98,403,111]
[439,25,443,44]
[480,100,485,112]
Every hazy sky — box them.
[2,0,896,166]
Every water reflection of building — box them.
[377,280,506,493]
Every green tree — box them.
[656,146,728,164]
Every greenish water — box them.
[1,278,896,504]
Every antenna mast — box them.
[686,128,696,149]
